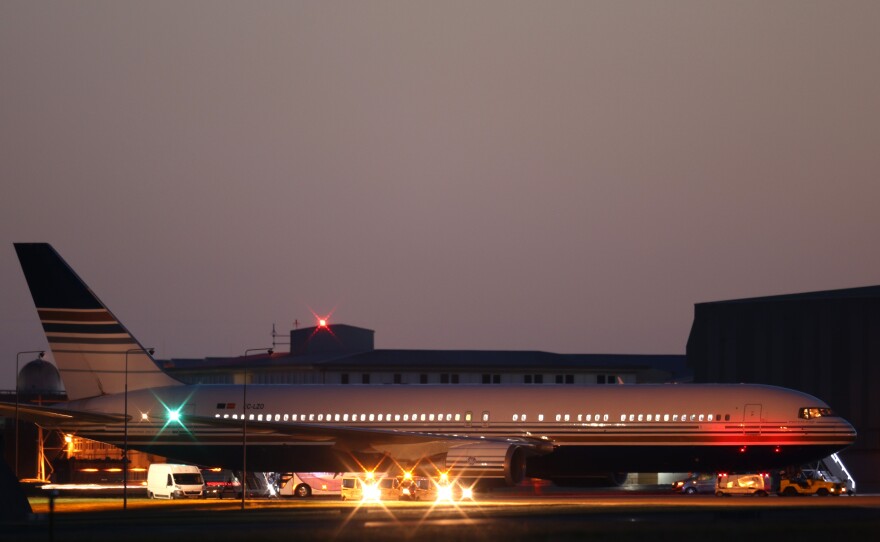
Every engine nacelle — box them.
[443,442,531,485]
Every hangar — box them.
[687,285,880,491]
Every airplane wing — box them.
[0,402,128,425]
[0,402,552,460]
[184,414,552,459]
[0,401,449,442]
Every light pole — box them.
[124,347,153,510]
[241,347,272,511]
[15,350,45,480]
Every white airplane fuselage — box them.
[64,382,855,480]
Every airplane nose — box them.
[840,418,858,443]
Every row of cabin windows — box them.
[215,411,487,423]
[337,374,620,384]
[213,411,731,424]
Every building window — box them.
[565,374,574,384]
[341,373,349,385]
[393,373,402,384]
[534,374,543,384]
[493,374,501,384]
[597,375,606,384]
[441,374,449,384]
[420,374,428,384]
[482,374,491,384]
[451,374,459,384]
[362,374,370,384]
[524,375,533,384]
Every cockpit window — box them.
[799,407,834,419]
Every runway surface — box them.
[7,493,880,542]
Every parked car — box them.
[200,468,242,499]
[673,473,717,495]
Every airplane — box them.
[3,243,857,487]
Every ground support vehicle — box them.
[778,471,844,496]
[715,473,770,497]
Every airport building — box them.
[687,285,880,491]
[164,324,690,387]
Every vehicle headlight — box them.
[436,484,454,502]
[362,483,381,501]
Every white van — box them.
[147,464,205,499]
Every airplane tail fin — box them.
[14,243,182,400]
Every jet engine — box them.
[444,442,534,485]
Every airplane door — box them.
[743,404,762,434]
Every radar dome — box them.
[17,358,64,394]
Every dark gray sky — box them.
[2,1,879,389]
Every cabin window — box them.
[455,413,461,421]
[513,414,519,422]
[637,414,644,422]
[647,414,652,422]
[538,414,544,422]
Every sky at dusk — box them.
[2,1,879,389]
